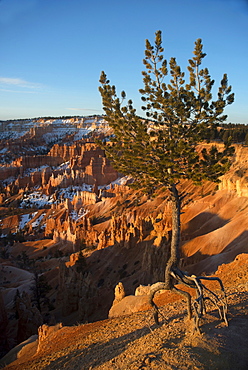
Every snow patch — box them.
[19,213,32,230]
[98,176,130,190]
[19,192,54,209]
[73,128,93,141]
[58,161,70,170]
[31,213,45,228]
[70,208,88,222]
[23,165,49,177]
[42,127,77,144]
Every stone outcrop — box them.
[15,291,43,344]
[12,155,63,170]
[135,284,151,296]
[37,323,62,353]
[217,145,248,196]
[0,166,19,181]
[0,156,62,183]
[108,295,149,318]
[0,142,118,193]
[57,260,95,321]
[48,142,105,162]
[48,143,119,186]
[108,282,167,319]
[112,282,126,306]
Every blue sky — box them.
[0,0,247,123]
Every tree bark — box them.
[164,184,181,289]
[149,184,228,330]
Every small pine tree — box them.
[13,289,20,319]
[75,250,87,273]
[221,129,230,143]
[99,31,234,330]
[31,272,52,312]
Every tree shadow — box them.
[159,291,248,369]
[225,290,248,317]
[42,324,154,369]
[42,308,187,370]
[198,291,248,369]
[182,211,229,240]
[183,230,248,275]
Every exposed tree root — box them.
[149,267,228,333]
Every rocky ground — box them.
[2,254,248,370]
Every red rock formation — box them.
[0,290,9,357]
[0,156,63,184]
[15,291,43,344]
[56,260,94,319]
[37,323,62,353]
[48,143,105,162]
[84,156,118,185]
[112,282,126,306]
[0,167,19,181]
[12,155,63,170]
[108,294,149,319]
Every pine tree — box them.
[31,272,52,312]
[222,129,231,143]
[99,31,234,330]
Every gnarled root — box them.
[149,268,228,333]
[149,282,167,325]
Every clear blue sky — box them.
[0,0,248,123]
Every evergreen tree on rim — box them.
[99,31,234,330]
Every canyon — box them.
[0,116,248,369]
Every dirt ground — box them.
[2,254,248,370]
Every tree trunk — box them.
[164,183,181,289]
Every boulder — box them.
[108,295,149,318]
